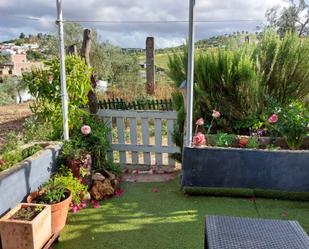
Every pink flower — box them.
[268,114,278,124]
[192,132,206,147]
[195,118,204,126]
[72,205,79,213]
[91,200,100,209]
[81,125,91,135]
[212,110,221,118]
[79,202,87,209]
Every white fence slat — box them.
[167,119,176,167]
[103,117,113,161]
[116,117,126,164]
[129,117,138,165]
[154,118,162,165]
[141,118,151,165]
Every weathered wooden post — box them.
[146,37,155,95]
[81,29,98,114]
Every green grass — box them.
[138,53,171,70]
[55,179,309,249]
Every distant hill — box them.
[137,32,260,70]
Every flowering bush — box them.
[267,102,309,150]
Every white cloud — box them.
[0,0,291,48]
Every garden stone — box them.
[92,173,105,181]
[90,179,114,200]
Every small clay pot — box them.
[239,137,249,148]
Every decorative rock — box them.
[92,173,105,181]
[105,170,116,181]
[90,179,114,200]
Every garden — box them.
[0,28,308,248]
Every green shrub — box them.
[168,30,309,156]
[23,55,92,138]
[266,102,309,149]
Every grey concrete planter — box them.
[181,146,309,193]
[0,142,62,216]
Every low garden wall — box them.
[181,147,309,196]
[0,142,62,216]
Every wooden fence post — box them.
[80,29,98,114]
[146,37,155,95]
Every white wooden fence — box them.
[97,109,180,169]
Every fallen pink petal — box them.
[114,188,124,197]
[152,188,159,193]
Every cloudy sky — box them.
[0,0,295,48]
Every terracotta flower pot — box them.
[27,191,72,234]
[0,203,51,249]
[239,137,249,148]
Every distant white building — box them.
[16,89,33,103]
[96,80,108,92]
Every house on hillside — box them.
[0,54,42,79]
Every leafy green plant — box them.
[0,150,23,171]
[22,116,55,142]
[21,144,43,159]
[23,55,92,138]
[41,173,87,204]
[68,115,110,170]
[246,137,260,149]
[267,102,309,149]
[168,30,309,147]
[215,133,237,147]
[1,132,20,153]
[104,162,123,176]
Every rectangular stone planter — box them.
[181,147,309,193]
[0,142,62,217]
[0,203,51,249]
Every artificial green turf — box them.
[54,179,309,249]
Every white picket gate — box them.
[97,109,180,169]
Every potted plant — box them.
[0,203,51,249]
[62,142,92,186]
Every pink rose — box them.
[268,114,278,124]
[81,125,91,135]
[195,118,204,126]
[192,132,206,147]
[212,110,221,118]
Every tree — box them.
[19,33,25,39]
[266,0,309,37]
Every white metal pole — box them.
[186,0,195,147]
[56,0,69,140]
